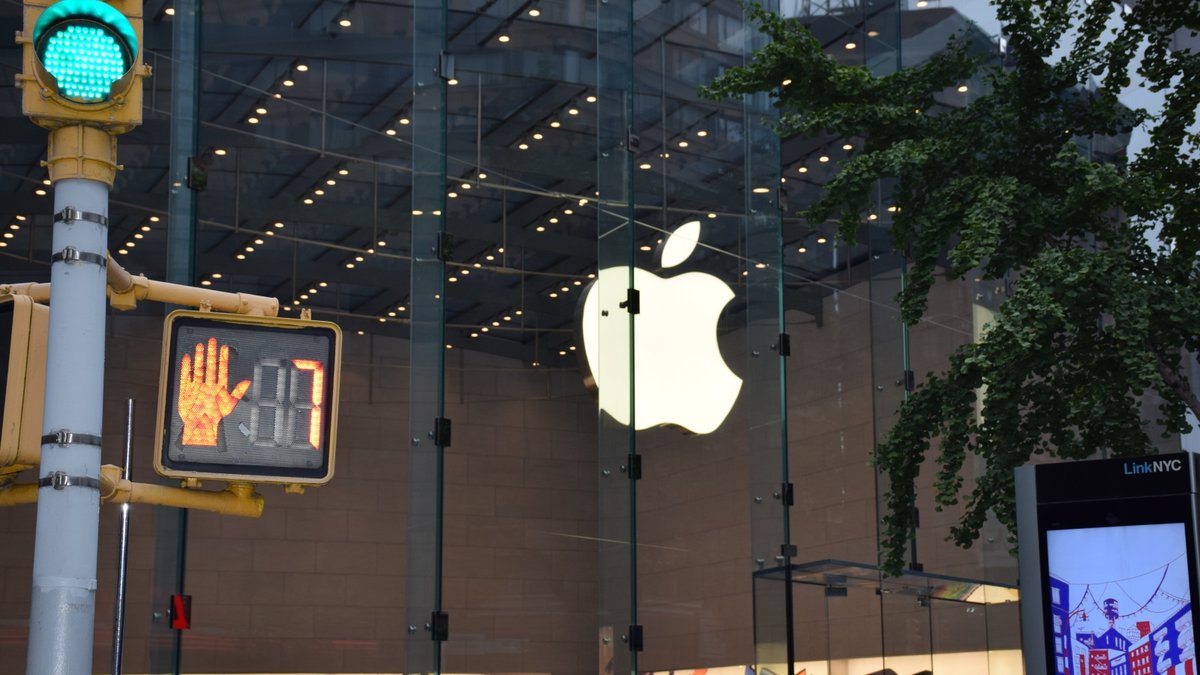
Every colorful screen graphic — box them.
[158,315,339,483]
[1046,523,1195,675]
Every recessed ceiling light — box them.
[338,17,352,27]
[386,129,397,136]
[255,107,267,115]
[842,143,853,150]
[283,79,294,87]
[845,42,857,49]
[296,63,309,72]
[214,148,227,156]
[326,179,336,186]
[150,216,160,222]
[498,34,510,43]
[568,108,579,115]
[550,120,561,128]
[338,168,349,175]
[247,116,260,124]
[586,95,597,103]
[696,130,708,137]
[164,6,175,15]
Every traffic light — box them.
[18,0,148,132]
[0,295,48,475]
[154,311,342,486]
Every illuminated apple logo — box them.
[580,220,742,434]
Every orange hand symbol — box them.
[177,337,252,446]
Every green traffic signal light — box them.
[32,0,138,103]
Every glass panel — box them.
[596,0,636,664]
[406,0,448,667]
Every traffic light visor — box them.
[32,0,139,103]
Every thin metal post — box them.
[111,399,134,674]
[26,176,109,675]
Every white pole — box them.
[26,176,110,675]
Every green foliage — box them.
[702,0,1200,575]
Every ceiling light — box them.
[498,34,510,43]
[485,255,495,261]
[845,42,857,49]
[378,239,387,247]
[15,215,26,221]
[816,236,828,244]
[283,79,294,87]
[586,95,597,103]
[274,221,284,228]
[300,294,309,300]
[481,326,489,332]
[214,148,227,156]
[338,168,349,175]
[639,163,652,170]
[798,245,808,253]
[448,276,458,282]
[755,262,767,269]
[957,84,969,93]
[518,143,529,150]
[386,129,397,136]
[527,2,540,16]
[550,120,561,128]
[355,256,364,262]
[35,189,46,196]
[533,132,543,140]
[707,212,717,219]
[536,226,545,232]
[639,245,652,251]
[819,155,830,163]
[247,116,260,124]
[567,108,579,115]
[696,130,708,137]
[236,254,246,260]
[150,216,160,222]
[303,198,314,204]
[244,246,254,252]
[868,30,879,37]
[254,238,264,245]
[549,292,558,298]
[798,166,808,173]
[200,280,212,286]
[842,143,852,150]
[134,233,143,239]
[338,16,352,27]
[448,79,459,86]
[326,179,336,186]
[345,262,355,269]
[42,179,51,186]
[549,217,559,224]
[314,189,325,196]
[916,0,928,6]
[448,191,458,198]
[679,140,689,148]
[563,209,573,215]
[140,225,151,231]
[212,273,223,279]
[115,247,124,253]
[255,106,267,115]
[399,118,410,125]
[752,187,771,194]
[296,63,309,72]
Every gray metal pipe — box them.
[111,399,134,674]
[26,176,109,675]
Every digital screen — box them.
[157,313,340,484]
[1046,523,1195,675]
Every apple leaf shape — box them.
[661,220,701,269]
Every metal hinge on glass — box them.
[433,417,452,447]
[619,288,640,315]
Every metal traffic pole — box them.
[26,170,111,674]
[111,398,135,674]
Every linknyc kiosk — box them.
[1017,453,1200,675]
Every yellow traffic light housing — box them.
[154,311,342,487]
[17,0,149,134]
[0,295,49,475]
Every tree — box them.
[702,0,1200,575]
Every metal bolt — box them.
[409,625,417,634]
[412,437,421,445]
[601,469,611,477]
[754,496,764,504]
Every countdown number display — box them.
[154,311,341,485]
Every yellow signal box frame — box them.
[17,0,150,134]
[1,295,48,475]
[154,310,342,487]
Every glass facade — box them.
[0,0,1034,673]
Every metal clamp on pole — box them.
[41,429,103,447]
[51,245,107,268]
[37,471,101,491]
[54,207,109,227]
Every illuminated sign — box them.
[579,220,743,434]
[154,311,341,485]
